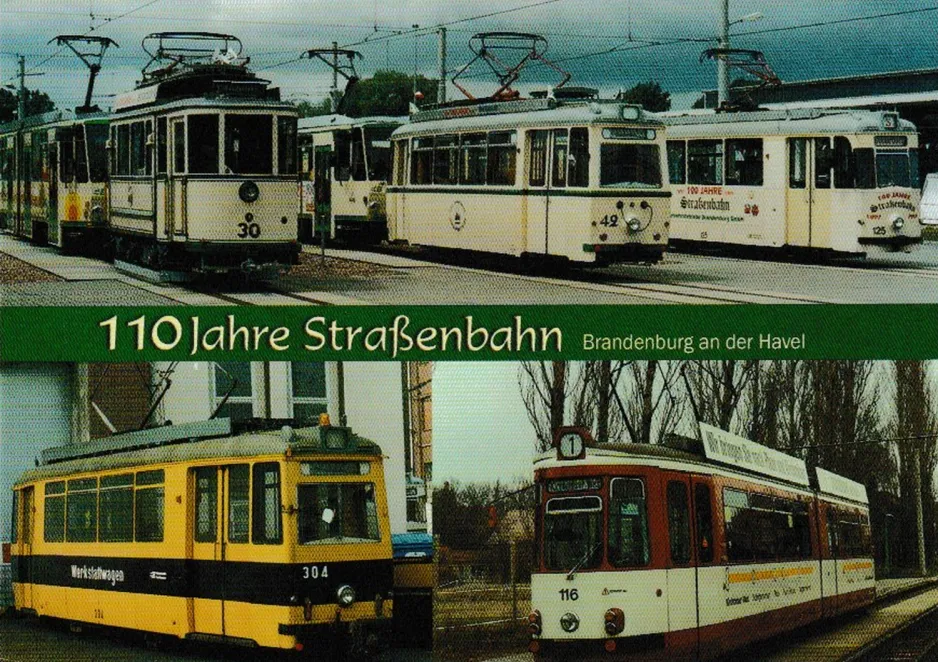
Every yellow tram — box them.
[10,417,394,654]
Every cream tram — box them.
[663,108,921,256]
[528,423,874,660]
[387,93,671,265]
[107,32,299,274]
[297,115,405,244]
[10,417,395,655]
[0,110,109,251]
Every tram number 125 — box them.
[559,588,579,601]
[302,565,329,579]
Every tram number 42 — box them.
[302,565,329,580]
[599,214,619,227]
[237,222,262,238]
[559,588,579,601]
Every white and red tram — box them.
[528,423,874,660]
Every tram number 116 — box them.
[302,565,329,579]
[559,588,579,601]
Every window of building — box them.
[213,362,255,421]
[135,470,164,542]
[252,463,282,544]
[228,464,250,543]
[688,140,723,185]
[44,481,65,542]
[667,140,686,184]
[291,362,328,421]
[725,138,763,186]
[667,481,691,565]
[188,114,219,174]
[99,473,134,542]
[194,467,217,543]
[225,114,273,175]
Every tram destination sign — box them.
[699,423,810,487]
[815,466,868,504]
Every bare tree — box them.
[519,362,597,451]
[613,361,685,445]
[681,361,755,433]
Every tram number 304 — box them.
[301,565,329,580]
[558,589,579,601]
[237,222,262,238]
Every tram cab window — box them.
[461,133,487,185]
[252,463,282,544]
[66,478,98,542]
[433,135,458,185]
[569,128,590,187]
[667,140,686,185]
[135,470,164,542]
[225,114,273,175]
[44,481,66,542]
[876,150,914,188]
[815,138,833,189]
[543,495,603,571]
[687,140,723,185]
[99,473,133,542]
[277,116,298,176]
[528,130,548,187]
[667,481,692,565]
[228,464,250,543]
[188,115,219,174]
[194,467,218,543]
[487,131,517,186]
[351,128,367,181]
[298,483,381,544]
[854,148,876,189]
[608,478,650,567]
[695,483,714,563]
[411,138,433,185]
[87,124,108,183]
[789,138,807,189]
[600,143,662,188]
[364,126,394,180]
[725,139,763,186]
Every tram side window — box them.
[130,121,148,176]
[392,140,407,186]
[551,131,568,188]
[569,128,589,187]
[252,463,282,544]
[116,124,131,176]
[460,133,487,185]
[99,474,133,542]
[854,148,875,189]
[86,124,108,183]
[228,464,250,543]
[365,127,394,180]
[608,477,650,567]
[291,362,328,421]
[66,478,98,542]
[433,135,458,185]
[833,136,854,189]
[44,481,66,542]
[667,481,691,565]
[723,488,753,561]
[74,127,89,183]
[188,115,219,175]
[225,114,273,175]
[60,131,76,183]
[31,132,46,181]
[194,467,217,543]
[529,130,548,187]
[334,130,352,181]
[789,138,807,189]
[135,470,164,543]
[10,490,18,545]
[351,128,367,181]
[173,121,186,174]
[725,139,763,186]
[411,138,433,185]
[695,483,714,563]
[667,140,686,185]
[687,140,723,186]
[277,116,298,176]
[157,118,168,175]
[488,131,517,186]
[815,138,833,189]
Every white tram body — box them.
[387,98,670,264]
[0,111,109,250]
[529,424,874,661]
[108,64,300,273]
[663,108,921,256]
[297,115,405,243]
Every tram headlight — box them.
[337,584,356,607]
[626,217,642,233]
[893,217,905,230]
[604,607,625,635]
[239,180,260,203]
[527,610,542,636]
[560,612,580,633]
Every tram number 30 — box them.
[237,222,262,238]
[559,588,579,601]
[302,565,329,580]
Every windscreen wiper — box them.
[566,541,601,581]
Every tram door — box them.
[786,138,835,249]
[168,119,187,237]
[19,487,36,611]
[662,473,700,655]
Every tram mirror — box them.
[321,507,335,524]
[146,133,155,147]
[105,139,114,151]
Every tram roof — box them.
[111,95,296,119]
[662,107,915,138]
[298,114,407,132]
[393,100,662,139]
[0,109,110,136]
[15,419,383,485]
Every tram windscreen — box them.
[543,495,603,571]
[366,127,396,181]
[298,483,380,544]
[599,144,662,188]
[876,151,917,188]
[225,114,273,175]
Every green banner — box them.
[0,305,935,361]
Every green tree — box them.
[0,87,56,124]
[617,81,671,112]
[294,98,333,118]
[342,70,439,117]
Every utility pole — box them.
[717,0,730,107]
[412,25,420,102]
[18,55,26,127]
[914,446,927,576]
[437,27,447,104]
[330,41,339,114]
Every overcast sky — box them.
[2,0,937,111]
